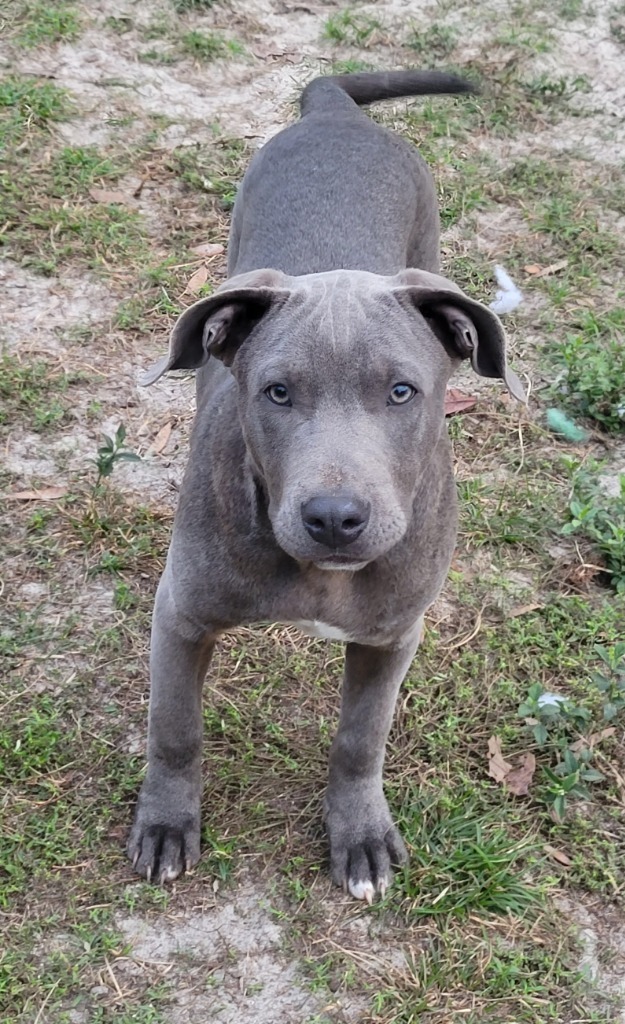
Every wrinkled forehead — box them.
[290,270,397,340]
[263,270,410,354]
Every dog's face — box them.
[143,269,524,568]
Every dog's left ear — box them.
[392,269,526,403]
[140,269,291,385]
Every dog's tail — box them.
[300,70,477,116]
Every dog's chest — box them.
[294,619,354,643]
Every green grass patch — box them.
[371,927,594,1022]
[406,23,458,61]
[180,30,245,61]
[172,0,219,9]
[551,309,625,432]
[169,136,249,210]
[0,136,148,273]
[564,468,625,591]
[395,788,541,917]
[323,9,383,46]
[0,354,79,432]
[7,0,80,48]
[0,75,69,149]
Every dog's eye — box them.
[388,383,416,406]
[265,383,291,406]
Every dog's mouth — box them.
[314,555,369,572]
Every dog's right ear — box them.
[140,270,291,385]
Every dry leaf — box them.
[89,187,131,205]
[5,486,67,501]
[189,242,225,258]
[536,259,568,277]
[488,737,536,796]
[543,844,572,867]
[570,727,616,753]
[507,602,544,618]
[149,421,172,455]
[488,736,512,784]
[504,752,536,796]
[445,388,477,416]
[186,265,209,294]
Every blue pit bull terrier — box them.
[131,70,525,902]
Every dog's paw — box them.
[128,811,200,884]
[326,802,407,902]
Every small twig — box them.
[33,979,61,1024]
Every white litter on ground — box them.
[489,264,524,315]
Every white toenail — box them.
[348,878,375,903]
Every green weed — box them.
[323,10,382,46]
[552,313,625,432]
[181,30,244,61]
[92,423,141,489]
[395,789,541,918]
[406,23,457,60]
[0,76,69,149]
[12,1,80,48]
[564,470,625,590]
[0,355,75,432]
[172,0,219,10]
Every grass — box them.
[406,23,458,61]
[0,354,79,432]
[323,9,383,46]
[551,310,625,432]
[6,0,81,47]
[180,29,245,61]
[0,75,70,148]
[2,0,625,1020]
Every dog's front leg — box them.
[128,574,216,883]
[324,619,423,902]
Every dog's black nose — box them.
[301,495,371,548]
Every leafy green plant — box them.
[180,30,244,61]
[592,643,625,720]
[172,0,218,9]
[323,10,381,46]
[552,322,625,432]
[92,424,140,488]
[517,652,625,821]
[564,472,625,592]
[406,23,457,59]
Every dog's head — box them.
[142,268,525,569]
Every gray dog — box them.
[130,70,525,902]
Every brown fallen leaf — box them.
[488,736,512,784]
[543,844,572,867]
[185,265,209,294]
[89,187,131,205]
[149,421,172,455]
[570,727,616,753]
[189,242,225,258]
[504,752,536,796]
[445,388,477,416]
[5,486,67,501]
[507,602,544,618]
[536,259,568,277]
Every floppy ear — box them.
[391,269,526,403]
[140,269,291,385]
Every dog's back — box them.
[228,70,475,278]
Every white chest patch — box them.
[294,620,354,643]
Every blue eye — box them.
[265,383,291,406]
[389,383,416,405]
